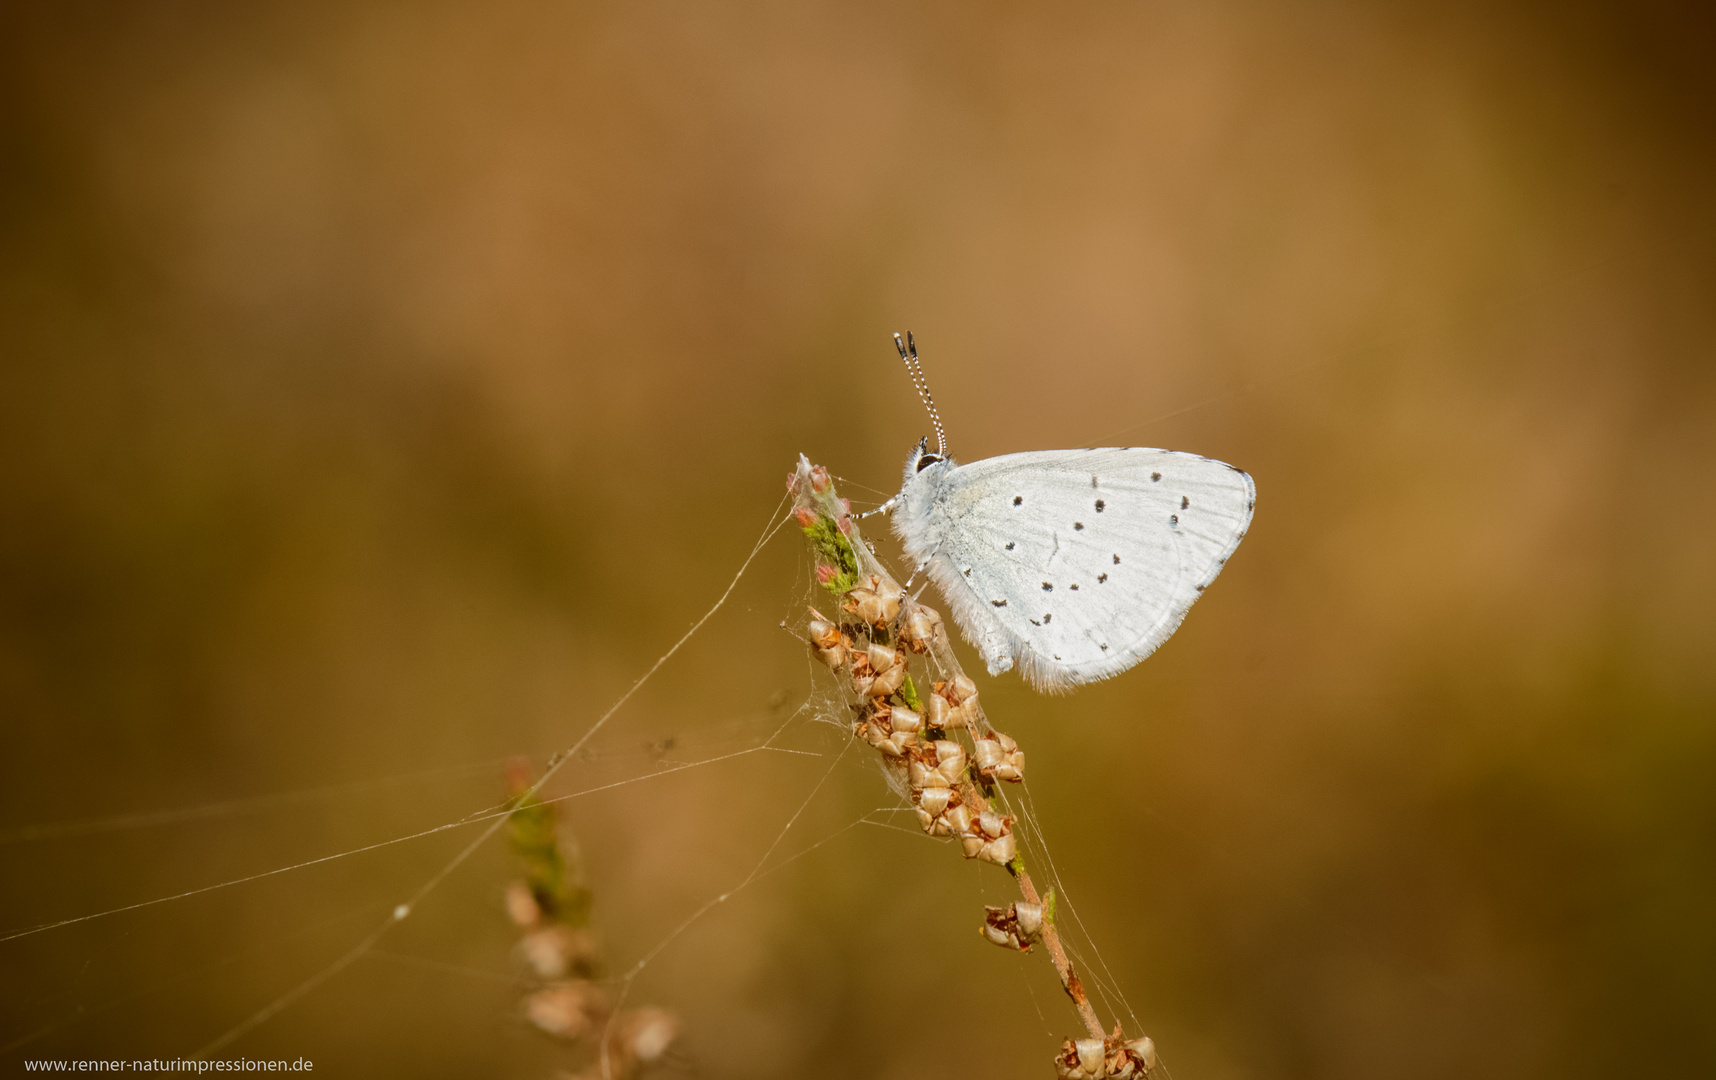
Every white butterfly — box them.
[880,333,1256,692]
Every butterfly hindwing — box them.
[906,447,1254,690]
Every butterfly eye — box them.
[916,453,943,472]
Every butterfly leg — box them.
[854,495,899,520]
[902,541,942,591]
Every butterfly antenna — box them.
[894,330,948,457]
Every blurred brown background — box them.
[3,1,1714,1077]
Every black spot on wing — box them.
[1005,541,1015,550]
[1069,583,1079,591]
[1041,582,1053,591]
[1094,499,1105,512]
[1151,472,1161,482]
[1113,554,1121,564]
[1042,613,1052,624]
[1169,514,1179,527]
[1013,495,1023,506]
[1073,522,1084,531]
[1181,496,1190,509]
[992,599,1007,607]
[1097,573,1108,583]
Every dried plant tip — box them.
[899,605,943,653]
[524,980,608,1041]
[810,464,831,492]
[1055,1038,1109,1080]
[505,880,543,929]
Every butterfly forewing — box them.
[925,447,1254,690]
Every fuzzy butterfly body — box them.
[891,443,1255,692]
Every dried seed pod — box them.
[1013,901,1045,942]
[976,831,1017,866]
[899,605,943,654]
[932,740,967,785]
[869,662,906,698]
[890,704,921,734]
[907,759,934,791]
[516,925,599,979]
[808,609,841,648]
[924,693,952,729]
[1054,1037,1108,1080]
[613,1005,679,1067]
[981,905,1032,951]
[504,880,543,929]
[961,834,985,859]
[1104,1035,1157,1078]
[942,803,974,837]
[973,733,1025,782]
[946,673,978,704]
[930,678,976,729]
[977,809,1008,839]
[524,980,608,1041]
[847,575,903,627]
[865,641,897,674]
[917,786,952,817]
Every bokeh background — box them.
[3,1,1713,1077]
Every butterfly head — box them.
[902,436,953,495]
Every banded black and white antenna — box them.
[895,330,947,457]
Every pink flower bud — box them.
[810,465,831,492]
[816,564,838,585]
[794,506,818,528]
